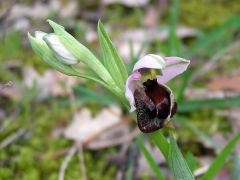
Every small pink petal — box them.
[132,71,141,80]
[125,72,142,112]
[157,56,190,84]
[133,54,166,72]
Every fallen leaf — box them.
[8,0,77,20]
[64,106,122,144]
[185,88,239,100]
[86,123,135,149]
[143,6,158,28]
[207,75,240,92]
[0,82,20,100]
[23,67,77,99]
[114,26,196,61]
[102,0,149,7]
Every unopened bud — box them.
[44,34,79,65]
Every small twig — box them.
[0,128,26,149]
[58,146,77,180]
[77,143,87,180]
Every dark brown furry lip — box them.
[134,79,177,133]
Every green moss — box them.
[0,167,13,179]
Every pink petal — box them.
[133,54,166,72]
[157,56,190,84]
[125,71,142,112]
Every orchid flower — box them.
[125,54,190,133]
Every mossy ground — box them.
[1,0,240,179]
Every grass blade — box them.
[202,133,240,180]
[136,135,165,180]
[168,0,180,56]
[148,130,169,159]
[168,135,195,180]
[178,96,240,112]
[98,21,128,90]
[73,86,114,105]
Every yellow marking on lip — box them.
[150,69,157,80]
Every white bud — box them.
[44,34,79,65]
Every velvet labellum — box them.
[134,79,177,133]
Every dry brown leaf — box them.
[144,6,158,28]
[114,26,196,61]
[102,0,149,7]
[8,0,77,20]
[0,82,20,100]
[207,75,240,92]
[64,106,122,144]
[23,67,77,98]
[185,88,239,100]
[86,123,135,149]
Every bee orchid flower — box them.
[125,54,190,133]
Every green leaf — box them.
[202,133,240,180]
[28,33,107,87]
[98,21,128,91]
[176,71,192,102]
[73,86,114,105]
[168,0,180,56]
[47,20,116,88]
[136,135,165,180]
[148,130,169,159]
[168,136,195,180]
[185,152,198,173]
[46,20,130,106]
[178,96,240,112]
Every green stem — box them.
[148,130,169,159]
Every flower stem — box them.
[148,130,169,159]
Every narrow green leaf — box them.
[168,0,180,56]
[202,133,240,180]
[73,86,114,105]
[98,21,128,90]
[168,136,195,180]
[178,96,240,112]
[46,20,130,106]
[185,152,198,173]
[148,130,169,159]
[176,71,192,102]
[136,135,165,180]
[47,20,116,88]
